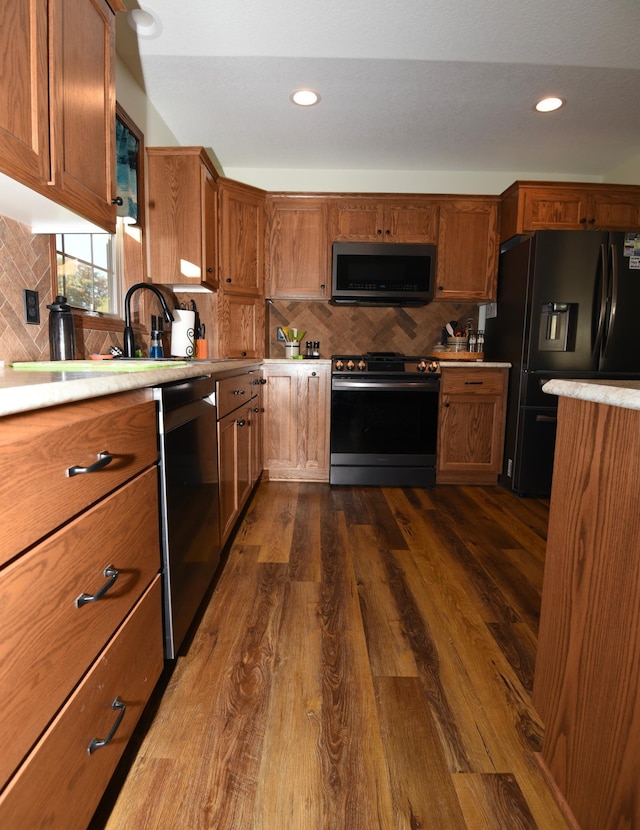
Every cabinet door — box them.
[50,0,119,231]
[147,148,217,289]
[217,403,252,545]
[218,294,264,359]
[385,201,439,242]
[521,187,589,231]
[219,180,265,295]
[218,410,239,544]
[436,200,499,302]
[250,371,264,487]
[0,0,50,187]
[266,197,330,298]
[263,364,329,480]
[202,164,219,287]
[298,366,330,476]
[263,366,298,473]
[437,368,507,484]
[589,190,640,231]
[331,199,385,241]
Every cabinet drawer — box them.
[0,577,163,830]
[216,372,252,418]
[0,467,160,788]
[0,391,157,567]
[441,369,506,395]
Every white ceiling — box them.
[116,0,640,182]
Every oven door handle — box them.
[332,379,439,391]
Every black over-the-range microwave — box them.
[331,242,437,306]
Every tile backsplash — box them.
[267,299,479,358]
[0,215,124,363]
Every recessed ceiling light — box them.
[127,7,161,38]
[290,89,321,107]
[534,96,565,113]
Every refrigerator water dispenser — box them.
[539,302,576,351]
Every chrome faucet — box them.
[123,283,174,357]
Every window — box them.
[55,229,119,314]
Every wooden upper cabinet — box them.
[266,195,330,299]
[0,0,124,232]
[501,181,640,241]
[146,147,218,289]
[436,198,499,302]
[218,178,266,296]
[330,196,439,242]
[0,0,50,187]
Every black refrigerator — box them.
[484,229,640,496]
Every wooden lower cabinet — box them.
[0,390,163,828]
[217,369,262,544]
[436,367,508,484]
[263,362,330,481]
[0,578,163,830]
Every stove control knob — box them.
[427,361,440,373]
[346,360,355,371]
[335,360,344,370]
[357,360,366,371]
[417,360,427,373]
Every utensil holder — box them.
[285,342,300,358]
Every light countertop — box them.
[0,359,260,418]
[543,378,640,411]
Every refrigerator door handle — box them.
[592,242,608,361]
[601,242,619,362]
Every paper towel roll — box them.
[171,310,195,357]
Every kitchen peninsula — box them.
[533,378,640,830]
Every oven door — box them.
[330,377,439,486]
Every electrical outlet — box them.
[24,289,40,325]
[276,326,286,342]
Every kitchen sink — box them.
[11,359,189,372]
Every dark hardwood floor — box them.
[95,482,568,829]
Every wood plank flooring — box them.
[92,482,569,830]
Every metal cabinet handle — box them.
[233,389,245,395]
[226,278,232,283]
[464,381,483,385]
[67,451,113,477]
[88,697,126,755]
[311,371,317,376]
[253,407,260,413]
[76,565,119,608]
[259,378,267,384]
[237,419,246,427]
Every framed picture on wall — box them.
[115,103,144,228]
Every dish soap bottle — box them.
[46,295,76,360]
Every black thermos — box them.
[47,295,76,360]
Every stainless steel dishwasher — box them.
[154,375,220,659]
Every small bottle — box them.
[46,295,76,360]
[468,331,477,353]
[313,341,320,358]
[306,341,313,358]
[477,331,485,353]
[150,330,163,359]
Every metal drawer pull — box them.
[233,389,245,395]
[76,565,119,608]
[237,419,246,427]
[464,381,483,385]
[88,697,126,755]
[67,451,113,477]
